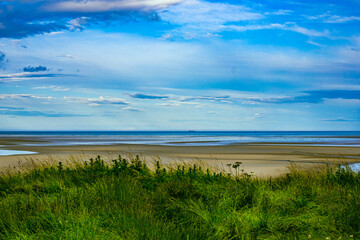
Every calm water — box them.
[0,150,37,156]
[342,163,360,173]
[0,131,360,147]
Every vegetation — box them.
[0,155,359,239]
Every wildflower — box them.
[308,235,311,238]
[350,235,353,238]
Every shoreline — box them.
[1,141,359,177]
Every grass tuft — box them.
[0,155,359,239]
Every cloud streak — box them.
[246,112,262,120]
[33,86,70,92]
[241,90,360,104]
[179,95,231,102]
[122,107,143,112]
[0,72,78,82]
[0,109,91,117]
[322,117,359,122]
[64,96,130,106]
[0,94,53,100]
[306,14,360,23]
[128,93,169,99]
[126,90,360,107]
[44,0,182,12]
[223,23,328,38]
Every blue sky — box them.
[0,0,359,130]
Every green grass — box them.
[0,155,359,239]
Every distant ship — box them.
[188,130,196,132]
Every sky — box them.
[0,0,359,131]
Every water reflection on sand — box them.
[341,163,360,173]
[0,150,37,156]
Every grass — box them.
[0,155,359,239]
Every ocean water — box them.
[0,131,360,147]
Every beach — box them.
[1,136,359,176]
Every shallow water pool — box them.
[341,163,360,173]
[0,150,37,156]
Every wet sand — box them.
[0,138,359,177]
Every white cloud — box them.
[122,107,143,112]
[56,54,74,59]
[159,0,328,39]
[332,36,360,66]
[160,0,262,25]
[265,9,292,16]
[286,24,329,37]
[64,96,130,106]
[179,95,230,102]
[45,0,182,12]
[45,31,65,36]
[68,17,90,31]
[0,94,53,100]
[246,112,263,120]
[306,13,360,23]
[0,72,41,80]
[159,0,262,38]
[8,30,358,93]
[325,15,360,23]
[225,23,328,37]
[157,100,202,106]
[0,72,71,82]
[33,86,70,92]
[306,40,325,47]
[322,117,359,122]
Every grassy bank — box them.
[0,156,359,239]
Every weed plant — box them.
[0,155,359,239]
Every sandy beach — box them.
[1,137,359,177]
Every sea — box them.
[0,131,360,147]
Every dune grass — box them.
[0,155,359,239]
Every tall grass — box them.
[0,155,359,239]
